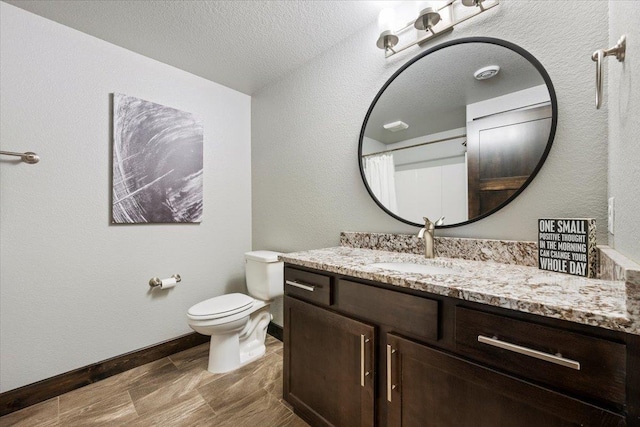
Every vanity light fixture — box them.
[376,0,499,58]
[377,30,400,53]
[462,0,487,10]
[383,120,409,132]
[474,65,500,80]
[414,7,441,34]
[376,8,399,53]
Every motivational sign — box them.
[538,218,596,278]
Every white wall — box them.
[0,3,252,392]
[252,1,610,255]
[466,84,550,120]
[608,1,640,263]
[362,136,386,155]
[395,159,468,225]
[390,130,468,225]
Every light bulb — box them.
[416,1,429,13]
[377,8,396,33]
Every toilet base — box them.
[205,306,272,374]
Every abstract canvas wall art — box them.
[112,93,203,223]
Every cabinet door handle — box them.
[477,335,581,370]
[360,334,370,387]
[285,280,315,292]
[386,344,396,402]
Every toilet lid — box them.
[188,293,254,318]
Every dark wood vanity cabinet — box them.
[455,306,627,407]
[387,333,625,427]
[283,265,637,427]
[284,296,375,427]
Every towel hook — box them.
[592,35,626,109]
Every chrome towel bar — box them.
[0,150,40,164]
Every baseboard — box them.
[268,321,283,341]
[0,332,208,417]
[1,323,284,416]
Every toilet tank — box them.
[244,251,284,301]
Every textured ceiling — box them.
[4,0,392,94]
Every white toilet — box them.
[187,250,283,374]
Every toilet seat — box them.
[187,293,254,320]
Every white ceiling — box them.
[5,0,393,95]
[365,42,547,144]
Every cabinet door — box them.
[284,296,375,427]
[386,333,625,427]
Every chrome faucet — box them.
[418,216,444,258]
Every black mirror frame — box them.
[358,37,558,229]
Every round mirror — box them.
[359,37,557,228]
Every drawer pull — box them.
[285,280,315,292]
[478,335,581,371]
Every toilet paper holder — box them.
[149,274,181,288]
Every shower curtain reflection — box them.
[363,154,398,214]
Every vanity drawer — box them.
[337,279,438,342]
[284,267,332,306]
[455,307,626,406]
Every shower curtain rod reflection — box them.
[362,134,466,158]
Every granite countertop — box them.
[280,246,639,336]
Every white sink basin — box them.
[368,262,457,276]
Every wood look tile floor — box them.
[1,336,309,427]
